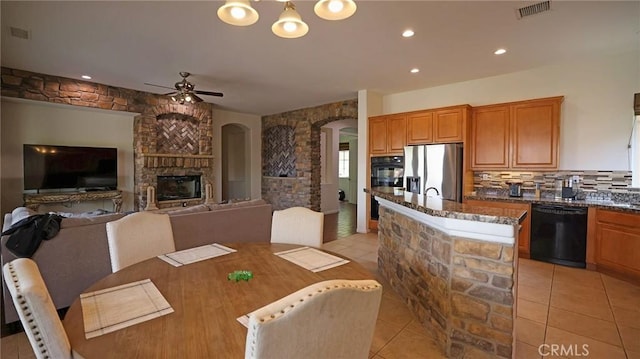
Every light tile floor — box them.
[3,232,639,359]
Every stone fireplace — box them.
[133,103,214,210]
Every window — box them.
[339,143,350,178]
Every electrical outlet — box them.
[482,174,491,180]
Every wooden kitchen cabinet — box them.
[406,111,433,144]
[434,107,465,143]
[369,116,388,155]
[511,98,561,169]
[406,105,468,145]
[369,114,406,155]
[470,96,563,170]
[591,209,640,283]
[387,114,407,154]
[465,199,531,258]
[470,105,510,169]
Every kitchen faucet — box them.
[425,186,440,196]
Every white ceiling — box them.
[1,1,638,116]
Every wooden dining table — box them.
[63,242,376,358]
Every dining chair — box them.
[270,206,324,247]
[245,279,382,359]
[2,258,80,359]
[106,212,176,272]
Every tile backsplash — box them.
[473,170,639,202]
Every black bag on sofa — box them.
[2,213,63,258]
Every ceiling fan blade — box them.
[144,82,176,90]
[195,90,224,97]
[162,91,178,96]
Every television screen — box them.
[23,144,117,191]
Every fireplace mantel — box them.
[141,153,214,169]
[141,153,214,159]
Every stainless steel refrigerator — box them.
[403,144,463,202]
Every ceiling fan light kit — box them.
[218,0,357,38]
[146,72,223,105]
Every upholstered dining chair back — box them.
[3,258,74,359]
[270,206,324,247]
[106,212,176,272]
[245,279,382,359]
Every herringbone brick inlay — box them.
[156,118,198,154]
[264,125,296,177]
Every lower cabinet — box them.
[465,200,530,258]
[590,208,640,282]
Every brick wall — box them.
[261,100,357,211]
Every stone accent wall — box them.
[2,67,158,112]
[261,100,357,211]
[378,206,515,358]
[134,105,214,210]
[1,67,216,210]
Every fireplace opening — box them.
[157,175,201,201]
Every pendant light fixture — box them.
[314,0,357,20]
[217,0,356,39]
[217,0,259,26]
[272,1,309,39]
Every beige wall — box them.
[0,99,135,215]
[382,51,639,171]
[212,108,262,202]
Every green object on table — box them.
[228,270,253,282]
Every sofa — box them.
[1,199,273,324]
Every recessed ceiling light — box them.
[81,75,92,80]
[402,29,415,38]
[410,68,420,74]
[494,48,507,55]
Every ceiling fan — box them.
[144,72,223,104]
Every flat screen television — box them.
[23,144,118,191]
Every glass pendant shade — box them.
[272,2,309,38]
[217,0,259,26]
[314,0,356,20]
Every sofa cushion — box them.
[60,213,127,229]
[208,199,267,211]
[161,204,210,216]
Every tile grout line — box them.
[545,267,630,357]
[601,273,630,359]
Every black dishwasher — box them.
[530,204,588,268]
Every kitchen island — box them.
[370,188,526,359]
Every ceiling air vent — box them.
[516,1,551,19]
[9,26,30,40]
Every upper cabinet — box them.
[369,114,406,155]
[370,105,469,155]
[470,96,563,170]
[369,116,388,155]
[406,111,433,145]
[387,114,407,154]
[434,107,466,143]
[470,105,510,168]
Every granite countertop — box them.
[369,188,526,226]
[465,194,640,213]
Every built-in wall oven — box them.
[370,156,404,220]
